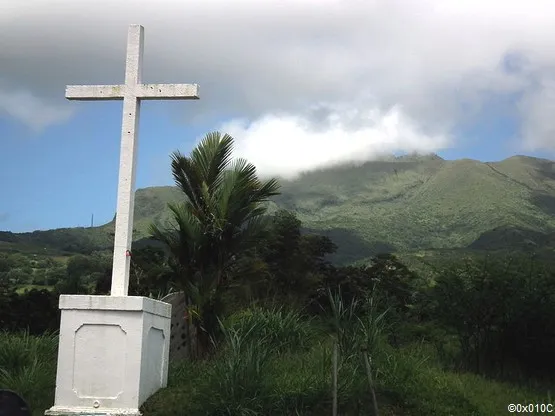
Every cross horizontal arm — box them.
[66,85,125,100]
[137,83,199,100]
[65,84,200,101]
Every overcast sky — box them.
[1,0,555,231]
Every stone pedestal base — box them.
[45,408,140,416]
[45,295,172,416]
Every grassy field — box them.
[1,305,551,416]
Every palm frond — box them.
[190,132,234,189]
[171,151,206,213]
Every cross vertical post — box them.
[111,25,143,296]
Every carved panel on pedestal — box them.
[142,327,165,399]
[72,324,127,399]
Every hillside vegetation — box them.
[3,154,555,263]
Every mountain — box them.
[269,154,555,261]
[3,154,555,264]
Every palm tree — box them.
[149,131,280,358]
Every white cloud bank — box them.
[2,0,555,176]
[221,105,449,179]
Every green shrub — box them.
[0,331,58,415]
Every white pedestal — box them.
[45,295,172,416]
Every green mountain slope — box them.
[3,154,555,263]
[271,155,555,261]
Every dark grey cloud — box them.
[1,0,555,176]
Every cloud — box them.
[0,88,74,131]
[2,0,555,159]
[219,104,449,179]
[0,212,9,223]
[517,74,555,151]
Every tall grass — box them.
[197,320,272,415]
[146,298,395,415]
[0,330,58,416]
[325,288,389,415]
[1,301,550,416]
[325,288,389,358]
[223,305,315,352]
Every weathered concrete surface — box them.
[65,84,199,100]
[161,292,190,362]
[45,295,171,415]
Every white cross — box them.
[65,24,199,296]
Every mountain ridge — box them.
[2,154,555,264]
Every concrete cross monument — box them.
[46,25,199,416]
